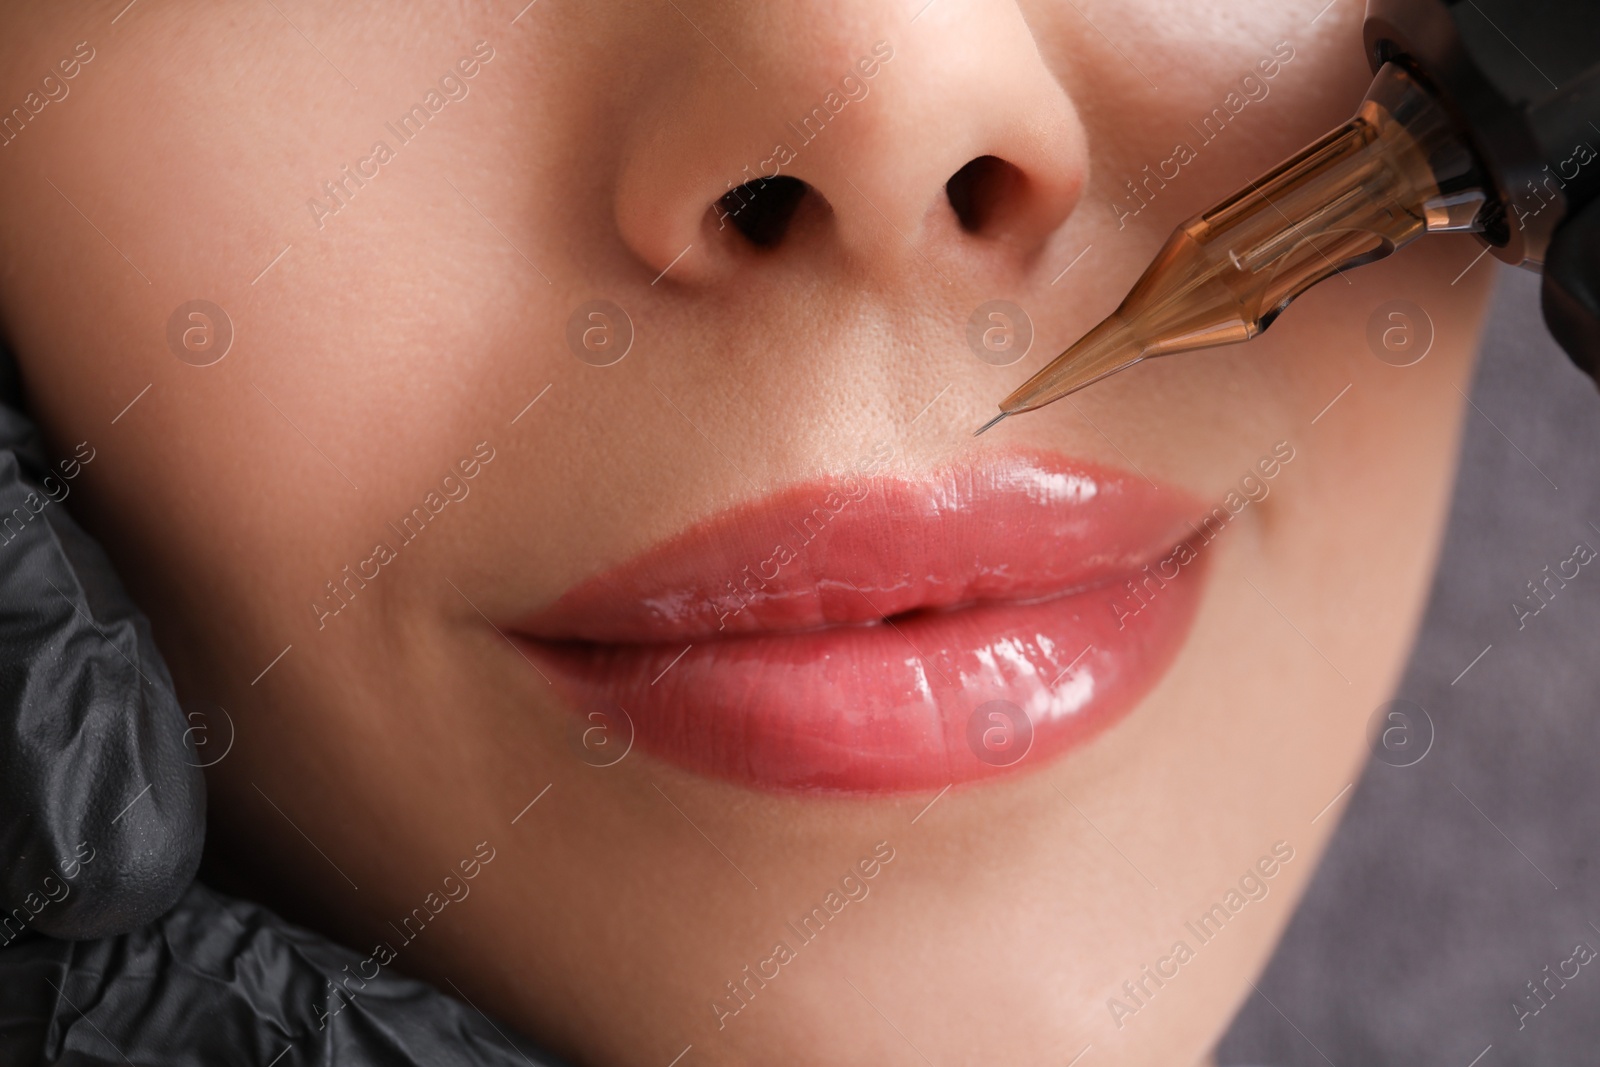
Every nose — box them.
[612,1,1088,285]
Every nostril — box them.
[946,155,1026,235]
[717,176,810,248]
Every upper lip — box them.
[514,448,1199,645]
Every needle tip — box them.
[973,412,1008,438]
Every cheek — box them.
[1029,0,1372,220]
[24,50,569,640]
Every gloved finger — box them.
[0,353,205,942]
[1542,194,1600,383]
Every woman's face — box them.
[0,0,1492,1062]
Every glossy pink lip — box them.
[513,449,1209,795]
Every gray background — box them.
[1218,266,1600,1065]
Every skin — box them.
[0,1,1495,1064]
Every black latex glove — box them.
[0,352,204,941]
[1543,195,1600,382]
[0,352,559,1063]
[0,881,567,1066]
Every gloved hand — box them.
[0,347,560,1064]
[0,347,204,941]
[1543,195,1600,383]
[0,881,568,1066]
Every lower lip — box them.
[517,458,1209,795]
